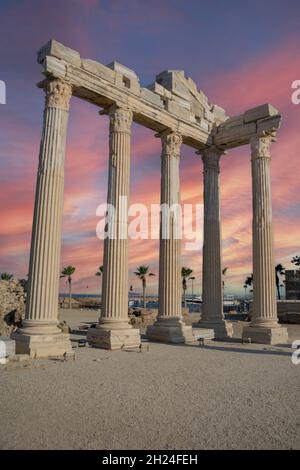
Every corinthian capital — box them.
[44,79,72,110]
[161,131,182,158]
[250,135,273,160]
[201,146,224,172]
[109,106,133,133]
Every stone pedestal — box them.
[146,131,194,344]
[197,320,232,340]
[197,147,232,340]
[242,136,288,345]
[242,325,288,345]
[12,79,73,358]
[87,106,141,350]
[87,323,141,350]
[147,317,195,343]
[12,329,71,358]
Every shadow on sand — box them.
[141,334,292,357]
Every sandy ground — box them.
[0,308,300,450]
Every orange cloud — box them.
[1,37,299,296]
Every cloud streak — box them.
[0,6,299,295]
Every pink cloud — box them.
[1,35,300,295]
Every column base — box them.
[146,316,195,344]
[11,330,72,358]
[242,325,288,345]
[87,325,141,350]
[197,319,233,340]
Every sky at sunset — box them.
[0,0,299,296]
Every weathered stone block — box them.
[166,99,191,120]
[197,320,233,340]
[37,39,81,66]
[192,328,215,340]
[11,331,72,358]
[141,88,163,107]
[214,122,256,146]
[147,82,172,99]
[211,104,227,123]
[244,103,279,123]
[242,325,288,345]
[42,56,67,80]
[156,70,191,101]
[0,280,25,336]
[0,337,15,361]
[147,323,195,343]
[107,61,139,80]
[114,72,140,95]
[87,326,141,350]
[81,59,116,83]
[218,114,244,131]
[190,100,205,119]
[257,115,281,135]
[172,95,191,110]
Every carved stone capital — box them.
[161,131,182,158]
[44,79,72,110]
[250,135,273,160]
[201,146,224,171]
[109,106,133,134]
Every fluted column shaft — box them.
[158,131,182,319]
[24,79,72,334]
[250,135,278,327]
[201,148,224,323]
[100,106,132,329]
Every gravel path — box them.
[1,324,300,449]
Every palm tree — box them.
[134,265,155,308]
[95,265,103,277]
[1,272,13,281]
[182,267,193,308]
[243,284,247,297]
[60,266,76,309]
[275,264,285,300]
[222,267,228,295]
[244,274,253,295]
[95,265,104,298]
[291,255,300,269]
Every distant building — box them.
[224,294,235,301]
[285,270,300,300]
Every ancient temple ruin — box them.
[12,40,288,357]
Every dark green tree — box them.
[60,266,76,309]
[134,265,155,308]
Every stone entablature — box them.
[11,39,288,356]
[37,40,280,151]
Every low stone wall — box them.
[249,300,300,324]
[277,300,300,324]
[129,308,158,326]
[0,280,25,336]
[129,307,190,327]
[59,297,81,309]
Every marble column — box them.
[12,79,73,357]
[87,105,140,349]
[146,131,194,343]
[197,147,232,339]
[243,135,288,344]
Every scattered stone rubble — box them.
[0,280,25,336]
